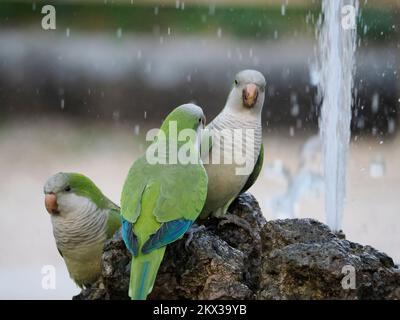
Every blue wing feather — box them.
[122,218,139,256]
[141,219,192,254]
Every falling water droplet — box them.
[116,28,122,38]
[371,92,379,113]
[388,118,396,134]
[281,4,286,16]
[290,93,300,116]
[369,156,385,178]
[356,117,365,129]
[112,110,120,122]
[209,4,216,15]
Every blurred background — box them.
[0,0,399,299]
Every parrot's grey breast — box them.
[51,199,109,285]
[201,112,262,218]
[52,203,108,252]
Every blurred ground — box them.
[0,118,398,299]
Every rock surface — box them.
[74,193,400,300]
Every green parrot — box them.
[44,172,121,288]
[200,70,266,224]
[120,103,208,300]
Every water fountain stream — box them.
[318,0,358,232]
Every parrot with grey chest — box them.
[199,70,265,231]
[44,172,121,288]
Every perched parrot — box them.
[121,103,208,300]
[200,69,266,223]
[44,172,121,288]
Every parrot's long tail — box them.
[129,247,166,300]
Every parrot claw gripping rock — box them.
[184,224,207,250]
[218,212,258,240]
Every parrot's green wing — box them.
[140,163,208,253]
[121,155,150,223]
[122,158,208,223]
[240,143,264,193]
[153,163,208,222]
[121,157,208,255]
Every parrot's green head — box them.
[161,103,206,132]
[44,172,109,216]
[226,69,266,114]
[159,103,206,148]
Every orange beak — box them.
[45,193,59,215]
[242,83,258,108]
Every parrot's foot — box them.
[185,224,206,250]
[218,213,257,240]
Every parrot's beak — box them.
[45,193,59,215]
[242,83,258,108]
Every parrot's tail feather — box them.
[129,247,166,300]
[138,261,150,299]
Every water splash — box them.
[317,0,358,232]
[264,135,324,220]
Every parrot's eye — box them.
[64,186,71,192]
[234,79,238,86]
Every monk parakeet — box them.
[200,69,266,222]
[121,103,208,300]
[44,172,121,288]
